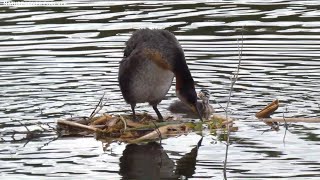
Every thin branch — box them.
[2,119,60,152]
[10,131,17,141]
[223,27,243,180]
[89,92,107,120]
[17,120,31,133]
[151,120,162,144]
[45,122,57,131]
[37,135,60,151]
[282,105,290,146]
[22,139,31,148]
[213,99,227,112]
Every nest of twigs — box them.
[57,112,236,143]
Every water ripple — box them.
[1,1,320,179]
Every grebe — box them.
[118,28,202,122]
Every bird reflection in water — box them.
[119,138,203,180]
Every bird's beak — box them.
[191,104,203,122]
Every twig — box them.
[11,131,16,141]
[2,120,60,152]
[129,124,183,143]
[223,27,243,180]
[261,118,320,123]
[57,119,98,132]
[45,123,57,131]
[89,92,107,120]
[22,139,31,148]
[151,121,162,144]
[282,105,288,145]
[37,135,60,151]
[17,120,31,133]
[119,115,128,132]
[213,99,227,112]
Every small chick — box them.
[168,89,214,119]
[197,89,215,119]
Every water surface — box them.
[1,1,320,179]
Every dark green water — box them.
[1,1,320,179]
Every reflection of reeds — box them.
[223,27,244,180]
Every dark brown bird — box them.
[118,28,202,122]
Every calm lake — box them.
[1,0,320,179]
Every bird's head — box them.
[177,87,203,122]
[198,89,210,102]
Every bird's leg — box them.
[131,104,137,121]
[152,105,163,122]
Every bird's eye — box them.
[199,89,210,98]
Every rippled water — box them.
[1,0,320,179]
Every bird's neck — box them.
[202,98,210,107]
[172,54,196,100]
[175,65,194,92]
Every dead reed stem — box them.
[57,119,98,132]
[223,30,243,180]
[262,118,320,123]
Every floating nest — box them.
[57,112,237,144]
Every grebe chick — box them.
[118,28,202,122]
[168,89,214,119]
